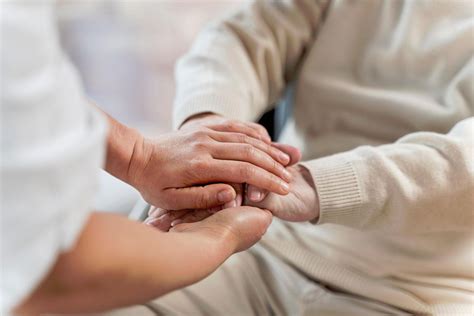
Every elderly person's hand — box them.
[146,164,318,230]
[245,165,319,222]
[180,113,302,205]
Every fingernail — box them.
[281,181,290,193]
[279,152,290,164]
[223,199,237,208]
[148,207,160,217]
[282,169,292,182]
[218,190,234,203]
[144,217,159,225]
[249,190,262,202]
[235,193,243,206]
[171,219,183,227]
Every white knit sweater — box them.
[173,0,474,314]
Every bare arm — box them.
[15,207,272,315]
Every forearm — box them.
[15,213,233,315]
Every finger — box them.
[207,205,224,213]
[210,143,292,182]
[209,131,290,165]
[271,143,301,166]
[145,209,190,232]
[198,160,290,195]
[246,184,268,203]
[247,122,272,143]
[163,183,236,210]
[208,121,271,143]
[148,206,168,218]
[223,183,244,209]
[171,209,213,227]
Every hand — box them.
[180,112,273,144]
[128,128,292,210]
[171,206,273,253]
[246,165,319,222]
[14,207,272,315]
[180,113,301,206]
[143,182,244,232]
[144,144,301,231]
[144,113,302,230]
[146,164,318,231]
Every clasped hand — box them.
[144,114,320,234]
[129,116,293,210]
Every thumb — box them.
[163,183,236,210]
[246,184,268,203]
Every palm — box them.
[246,165,318,222]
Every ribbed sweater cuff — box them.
[173,93,251,130]
[300,154,363,226]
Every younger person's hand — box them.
[170,206,273,253]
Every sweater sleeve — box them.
[300,117,474,233]
[173,0,329,129]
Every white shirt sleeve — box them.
[0,1,108,313]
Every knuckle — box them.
[192,129,209,140]
[228,120,239,129]
[196,193,210,208]
[192,158,209,170]
[239,164,253,179]
[192,140,208,151]
[243,144,256,159]
[236,133,248,144]
[224,122,234,131]
[261,142,272,154]
[272,159,280,172]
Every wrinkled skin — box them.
[145,164,319,231]
[245,165,319,222]
[144,114,318,231]
[129,125,295,211]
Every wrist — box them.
[126,135,154,190]
[297,164,320,222]
[104,115,144,185]
[173,223,237,258]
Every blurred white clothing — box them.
[0,1,107,313]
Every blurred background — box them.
[58,0,242,134]
[56,0,243,213]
